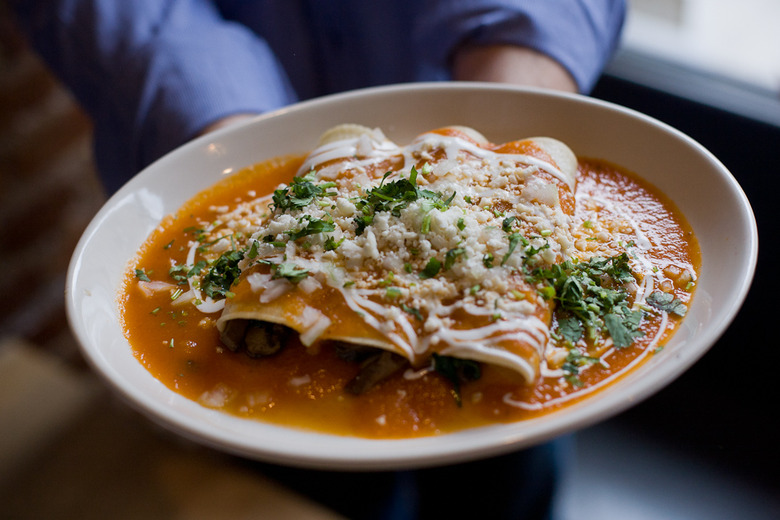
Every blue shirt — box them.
[13,0,625,192]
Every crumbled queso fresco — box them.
[183,128,579,381]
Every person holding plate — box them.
[9,1,626,518]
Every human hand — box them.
[453,44,578,93]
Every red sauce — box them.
[120,153,699,438]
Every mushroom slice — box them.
[344,350,409,395]
[218,319,290,358]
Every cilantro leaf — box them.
[134,268,150,282]
[605,311,643,348]
[502,216,517,233]
[286,215,336,241]
[420,257,442,279]
[647,291,688,317]
[501,233,527,265]
[201,249,245,299]
[353,165,455,235]
[558,316,582,344]
[324,236,344,251]
[401,303,423,321]
[562,349,601,387]
[168,264,190,284]
[443,247,466,271]
[272,172,335,212]
[272,262,310,284]
[530,254,644,348]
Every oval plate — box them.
[66,83,757,470]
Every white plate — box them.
[66,83,757,470]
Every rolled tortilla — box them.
[216,126,579,383]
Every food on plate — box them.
[121,125,699,437]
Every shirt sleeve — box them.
[11,0,298,192]
[414,0,626,93]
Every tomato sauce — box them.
[120,154,699,438]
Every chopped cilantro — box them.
[201,249,245,299]
[354,213,374,236]
[420,257,442,279]
[183,226,206,240]
[530,253,644,349]
[353,165,454,235]
[562,349,602,387]
[646,291,688,317]
[401,303,423,321]
[272,171,335,212]
[262,234,287,248]
[443,247,466,271]
[286,215,335,241]
[502,216,517,233]
[524,241,550,264]
[187,260,207,278]
[501,233,526,265]
[324,235,344,251]
[247,240,260,259]
[168,264,190,284]
[271,262,310,284]
[604,310,644,348]
[558,316,582,344]
[134,268,150,282]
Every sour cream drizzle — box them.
[206,128,661,389]
[289,130,572,380]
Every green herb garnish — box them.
[443,247,466,271]
[272,262,310,284]
[530,253,643,348]
[353,165,455,235]
[501,233,527,265]
[420,257,442,279]
[401,303,423,321]
[272,171,335,212]
[324,236,344,251]
[201,249,245,299]
[646,291,688,317]
[134,268,151,282]
[286,215,336,241]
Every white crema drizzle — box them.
[280,130,573,380]
[173,126,693,415]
